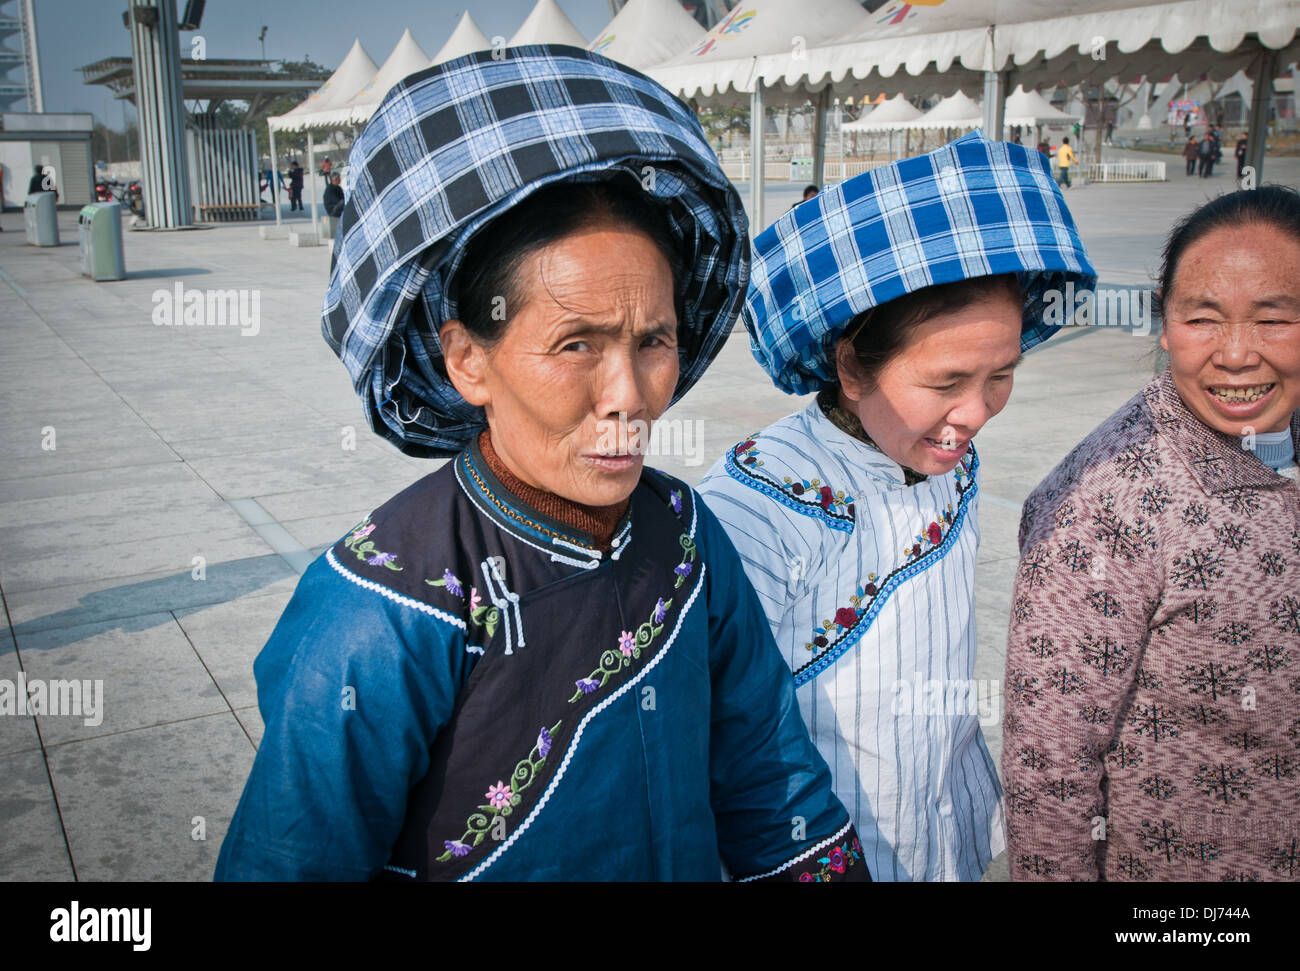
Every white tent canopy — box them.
[588,0,706,70]
[758,0,1300,99]
[269,38,378,133]
[508,0,587,48]
[647,0,868,105]
[1003,85,1082,127]
[432,10,491,65]
[841,93,924,132]
[912,89,983,130]
[317,29,430,127]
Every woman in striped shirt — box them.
[698,133,1095,880]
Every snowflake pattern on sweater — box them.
[1003,371,1300,881]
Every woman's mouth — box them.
[923,436,970,458]
[584,453,641,473]
[1206,382,1276,417]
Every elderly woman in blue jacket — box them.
[215,46,865,883]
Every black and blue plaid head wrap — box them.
[745,131,1098,395]
[322,45,749,457]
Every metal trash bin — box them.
[24,192,59,247]
[77,202,127,281]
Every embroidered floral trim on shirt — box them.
[798,835,865,882]
[726,436,856,533]
[343,518,402,570]
[793,452,979,686]
[436,720,563,863]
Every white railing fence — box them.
[1070,160,1167,182]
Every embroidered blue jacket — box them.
[215,440,865,881]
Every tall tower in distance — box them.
[0,0,42,112]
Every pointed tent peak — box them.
[1004,85,1082,126]
[508,0,587,48]
[349,28,430,103]
[842,93,923,131]
[914,89,983,129]
[270,38,378,127]
[432,10,491,65]
[589,0,706,70]
[308,28,434,127]
[663,0,866,65]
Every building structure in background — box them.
[0,111,94,208]
[0,0,42,112]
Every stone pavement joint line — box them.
[226,499,315,576]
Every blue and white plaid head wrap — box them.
[745,131,1097,395]
[323,45,749,456]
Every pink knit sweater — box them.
[1003,371,1300,881]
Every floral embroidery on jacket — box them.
[435,517,703,867]
[568,533,695,702]
[426,571,500,646]
[436,720,563,863]
[343,518,403,571]
[797,836,864,881]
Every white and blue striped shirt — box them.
[698,400,1005,881]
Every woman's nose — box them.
[946,391,994,436]
[596,348,649,421]
[1212,323,1259,370]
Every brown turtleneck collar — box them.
[477,429,630,553]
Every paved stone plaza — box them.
[1,153,1296,881]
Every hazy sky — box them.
[32,0,619,127]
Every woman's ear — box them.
[440,319,491,408]
[835,336,867,403]
[1155,289,1169,352]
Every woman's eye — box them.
[932,383,957,393]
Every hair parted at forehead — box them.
[1157,184,1300,313]
[843,274,1023,390]
[454,178,683,348]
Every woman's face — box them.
[442,220,679,508]
[1160,223,1300,436]
[837,291,1024,476]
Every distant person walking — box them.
[1182,135,1199,176]
[323,174,344,216]
[1198,132,1215,177]
[1235,130,1249,179]
[288,160,304,211]
[1056,136,1077,188]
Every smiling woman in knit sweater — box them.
[1003,185,1300,881]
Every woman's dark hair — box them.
[454,177,682,345]
[841,273,1023,388]
[1156,184,1300,315]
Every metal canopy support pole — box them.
[270,124,281,225]
[1245,48,1278,184]
[811,87,830,188]
[983,70,1008,138]
[126,0,192,227]
[308,130,319,238]
[750,80,765,233]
